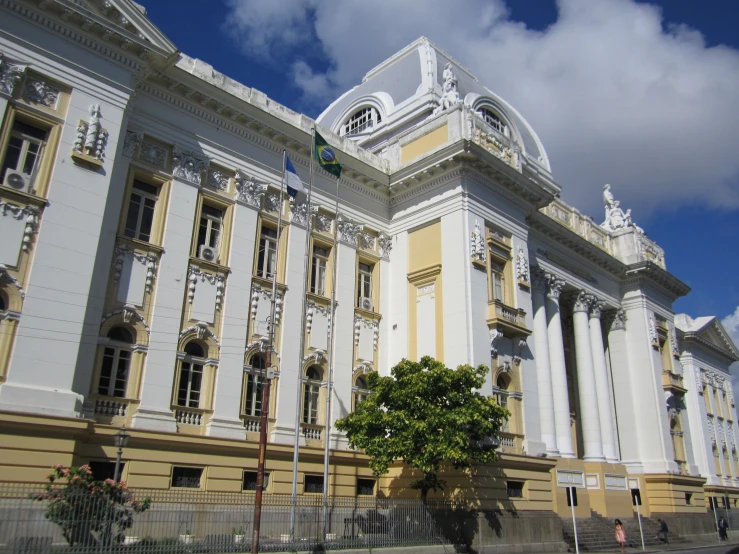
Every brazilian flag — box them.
[314,130,342,179]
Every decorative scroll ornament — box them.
[357,231,375,250]
[235,171,267,207]
[101,304,151,336]
[648,315,659,348]
[304,349,326,366]
[572,291,593,313]
[544,273,565,299]
[378,234,392,259]
[610,309,627,331]
[601,184,645,234]
[669,324,680,357]
[337,214,363,247]
[490,327,504,357]
[289,195,310,226]
[111,245,159,293]
[172,146,209,185]
[264,193,280,213]
[470,220,486,264]
[180,320,220,349]
[0,53,27,96]
[0,200,39,253]
[515,246,530,284]
[354,315,380,350]
[23,77,59,108]
[433,62,461,115]
[72,104,109,162]
[696,369,705,394]
[353,361,373,377]
[588,298,604,319]
[139,141,167,167]
[122,130,143,158]
[206,168,230,191]
[187,266,226,311]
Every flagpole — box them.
[289,130,316,541]
[251,150,286,554]
[322,174,340,542]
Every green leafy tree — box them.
[336,356,509,501]
[32,465,151,546]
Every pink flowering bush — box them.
[32,465,151,546]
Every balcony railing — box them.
[243,415,262,433]
[498,432,524,455]
[175,407,204,426]
[487,300,530,338]
[662,371,687,393]
[302,423,323,441]
[91,395,136,418]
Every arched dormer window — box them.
[98,326,134,398]
[478,107,509,137]
[341,107,381,137]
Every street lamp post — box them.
[113,425,131,483]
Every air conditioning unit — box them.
[360,297,373,311]
[3,170,31,194]
[199,245,218,263]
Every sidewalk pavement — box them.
[563,534,739,554]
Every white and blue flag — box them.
[285,155,304,198]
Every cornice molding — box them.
[623,261,690,299]
[681,334,739,364]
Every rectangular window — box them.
[304,475,324,494]
[242,471,269,491]
[257,226,278,279]
[177,361,203,408]
[357,262,373,309]
[98,347,130,398]
[310,246,329,296]
[196,204,223,256]
[89,461,121,482]
[244,373,265,417]
[303,383,320,424]
[356,478,376,496]
[490,260,505,303]
[507,481,524,498]
[171,466,203,488]
[1,120,48,189]
[685,492,692,505]
[123,180,159,242]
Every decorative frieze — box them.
[353,314,380,349]
[670,324,680,358]
[357,230,375,250]
[515,245,530,285]
[0,53,27,96]
[206,168,229,191]
[23,77,59,108]
[263,192,280,213]
[378,234,392,259]
[111,245,158,293]
[250,284,284,328]
[337,214,363,246]
[100,304,151,336]
[235,171,267,207]
[188,266,226,311]
[0,200,39,254]
[172,146,209,185]
[648,314,659,348]
[289,195,311,226]
[139,141,167,167]
[180,320,220,348]
[122,130,143,158]
[470,220,486,264]
[610,309,627,331]
[315,214,333,233]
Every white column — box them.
[532,269,558,456]
[589,299,618,462]
[572,291,605,462]
[205,202,259,439]
[545,274,575,458]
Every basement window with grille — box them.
[304,474,324,494]
[506,480,524,498]
[243,471,269,491]
[356,478,376,496]
[171,466,203,488]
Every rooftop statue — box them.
[601,184,644,234]
[433,63,461,115]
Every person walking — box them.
[719,517,728,540]
[615,519,627,553]
[656,519,669,543]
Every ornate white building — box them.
[0,0,737,529]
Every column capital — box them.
[531,267,547,292]
[606,309,627,331]
[545,272,566,299]
[571,290,593,314]
[589,298,605,319]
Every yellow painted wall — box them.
[400,125,449,164]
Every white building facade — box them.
[0,0,737,520]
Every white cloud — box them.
[721,306,739,402]
[224,0,739,217]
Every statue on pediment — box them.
[601,184,644,234]
[433,63,462,115]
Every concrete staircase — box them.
[561,510,689,551]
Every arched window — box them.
[177,341,206,408]
[353,376,370,411]
[244,354,267,417]
[98,326,134,398]
[0,294,6,312]
[478,107,508,136]
[303,366,323,424]
[341,107,381,137]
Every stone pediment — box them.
[699,323,739,359]
[676,314,739,361]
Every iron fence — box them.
[0,483,456,553]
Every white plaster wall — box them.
[386,231,408,372]
[377,256,391,374]
[206,202,258,439]
[441,210,469,369]
[131,178,199,431]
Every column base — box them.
[0,383,83,418]
[130,406,177,433]
[205,417,247,440]
[523,439,548,457]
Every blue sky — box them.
[143,0,739,342]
